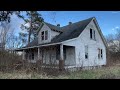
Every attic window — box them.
[45,31,48,40]
[41,30,48,41]
[90,28,96,40]
[41,31,44,40]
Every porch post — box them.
[38,47,40,60]
[22,50,25,60]
[59,44,64,71]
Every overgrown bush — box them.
[0,50,22,72]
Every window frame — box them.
[90,28,96,40]
[98,48,103,59]
[45,30,48,40]
[85,45,88,59]
[41,30,48,41]
[31,53,34,60]
[101,49,103,59]
[41,31,44,41]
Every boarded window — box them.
[41,31,44,40]
[85,45,88,59]
[45,31,48,40]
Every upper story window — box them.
[101,49,103,58]
[90,28,96,40]
[85,45,88,59]
[41,31,44,40]
[41,30,48,41]
[45,31,48,40]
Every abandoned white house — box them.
[15,17,107,70]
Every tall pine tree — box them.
[18,11,44,44]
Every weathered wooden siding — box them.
[63,19,106,67]
[38,24,51,44]
[38,24,60,44]
[51,30,60,40]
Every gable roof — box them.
[20,16,108,50]
[24,17,93,48]
[51,17,93,43]
[45,22,62,32]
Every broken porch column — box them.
[59,44,64,71]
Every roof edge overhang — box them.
[14,42,62,51]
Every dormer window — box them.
[41,30,48,41]
[45,31,48,40]
[41,31,44,40]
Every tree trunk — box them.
[28,12,32,44]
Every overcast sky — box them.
[11,11,120,36]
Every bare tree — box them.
[0,22,12,50]
[105,28,120,65]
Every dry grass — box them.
[0,65,120,79]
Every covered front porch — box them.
[16,44,76,70]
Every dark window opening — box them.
[90,29,92,39]
[41,31,44,40]
[101,49,103,58]
[32,53,34,60]
[90,28,96,40]
[98,48,100,59]
[85,54,88,59]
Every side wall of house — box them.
[63,19,106,67]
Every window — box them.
[45,31,48,40]
[32,53,34,60]
[98,48,103,59]
[41,31,48,41]
[90,29,92,39]
[85,45,88,59]
[101,49,103,58]
[90,28,95,40]
[41,31,44,40]
[98,48,100,59]
[94,30,96,40]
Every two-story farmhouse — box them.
[15,17,107,70]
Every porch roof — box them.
[14,42,61,51]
